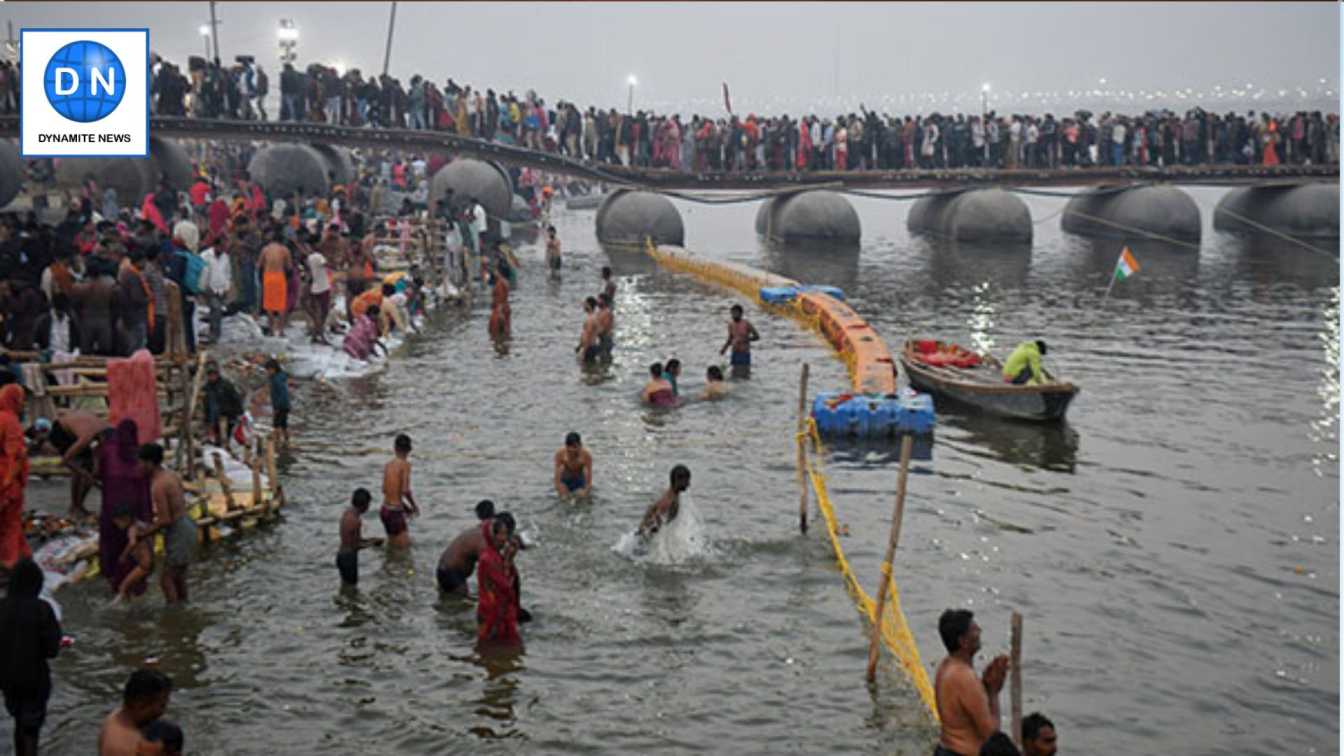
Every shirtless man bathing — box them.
[98,669,173,756]
[553,431,593,498]
[719,304,760,378]
[932,608,1010,756]
[28,411,110,518]
[381,433,421,548]
[436,500,497,595]
[437,502,532,621]
[336,488,384,585]
[576,297,600,365]
[138,443,195,604]
[639,464,691,538]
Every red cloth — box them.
[190,180,210,208]
[141,194,168,233]
[0,385,31,568]
[476,522,520,646]
[797,122,812,169]
[208,199,230,237]
[107,349,161,444]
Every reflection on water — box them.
[1311,285,1339,477]
[599,244,660,278]
[917,237,1034,293]
[967,281,998,356]
[824,434,937,465]
[101,605,212,690]
[943,414,1080,473]
[757,238,862,290]
[1220,232,1341,292]
[335,587,377,629]
[471,646,526,739]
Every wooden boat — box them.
[898,339,1079,422]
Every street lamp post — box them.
[381,1,397,78]
[208,0,220,61]
[198,25,210,60]
[627,75,637,114]
[277,19,298,65]
[981,82,990,118]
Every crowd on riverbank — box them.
[136,54,1343,172]
[0,140,462,753]
[0,145,459,363]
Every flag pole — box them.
[1100,268,1118,305]
[1100,246,1125,306]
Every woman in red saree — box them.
[476,517,520,646]
[0,384,30,569]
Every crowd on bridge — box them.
[134,53,1344,174]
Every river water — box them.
[24,187,1338,755]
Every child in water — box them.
[110,504,153,603]
[700,365,731,401]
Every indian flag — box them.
[1113,246,1140,281]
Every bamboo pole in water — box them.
[796,362,810,533]
[182,352,209,481]
[866,433,914,682]
[265,436,279,503]
[1011,611,1023,747]
[250,439,263,509]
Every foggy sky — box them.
[1,2,1338,115]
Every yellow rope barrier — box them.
[642,236,937,720]
[804,419,938,720]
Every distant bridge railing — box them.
[1,116,1336,192]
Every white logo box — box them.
[20,28,150,158]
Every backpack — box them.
[175,249,209,295]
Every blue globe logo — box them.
[43,40,126,123]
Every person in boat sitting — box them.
[1002,340,1049,385]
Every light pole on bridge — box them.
[277,19,298,65]
[981,82,990,119]
[382,1,398,78]
[627,75,637,114]
[208,0,220,61]
[198,25,211,61]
